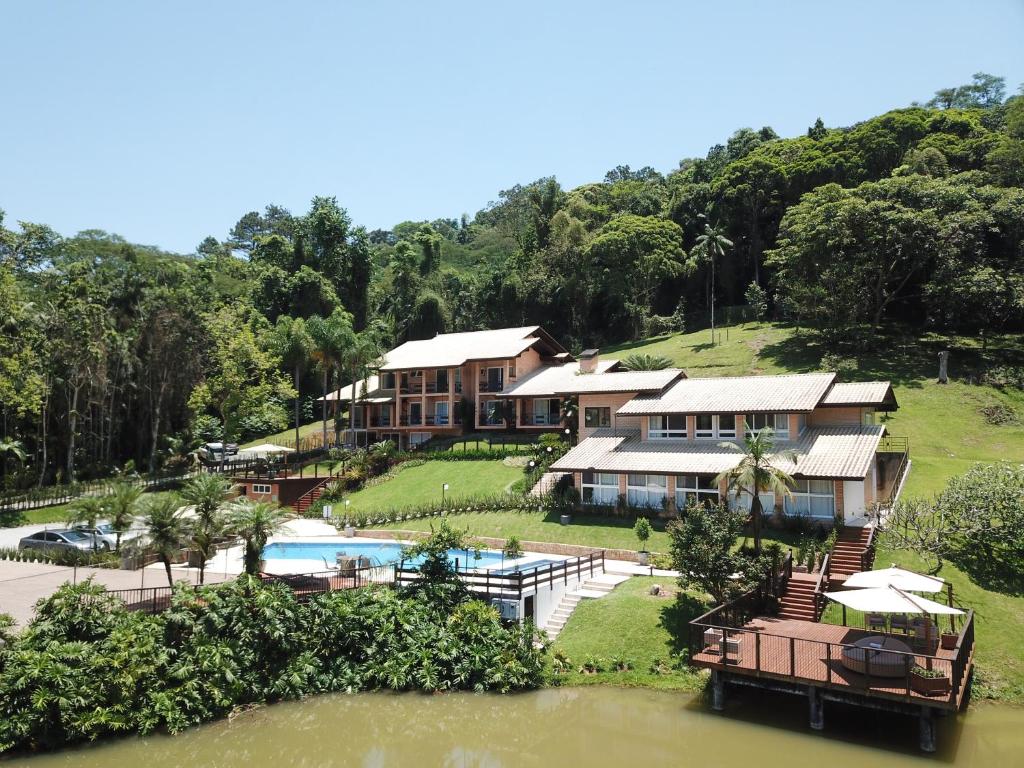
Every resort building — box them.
[550,372,908,526]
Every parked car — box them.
[18,529,97,554]
[199,442,239,462]
[71,523,119,550]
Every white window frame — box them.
[435,400,449,425]
[784,479,835,519]
[745,413,789,439]
[533,398,557,425]
[648,414,686,439]
[584,406,611,429]
[626,474,668,508]
[482,400,503,426]
[717,414,737,439]
[252,483,272,494]
[694,413,715,438]
[674,474,720,508]
[581,472,619,505]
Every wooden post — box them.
[808,686,825,731]
[919,706,937,753]
[711,670,726,711]
[937,351,949,384]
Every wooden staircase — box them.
[777,573,819,621]
[294,478,332,516]
[829,526,874,580]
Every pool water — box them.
[262,541,509,570]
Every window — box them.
[648,414,685,439]
[694,414,736,439]
[717,414,737,438]
[509,360,517,379]
[486,367,504,392]
[695,414,714,438]
[745,413,790,439]
[435,401,449,425]
[627,474,668,508]
[435,369,448,392]
[454,368,462,393]
[379,407,391,426]
[582,471,619,505]
[533,398,559,425]
[584,407,611,429]
[252,484,272,494]
[675,475,720,508]
[482,400,504,425]
[381,372,396,389]
[785,478,835,519]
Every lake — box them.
[5,687,1020,766]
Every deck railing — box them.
[689,609,974,709]
[395,551,604,599]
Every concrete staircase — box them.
[544,573,629,640]
[529,471,569,497]
[777,573,819,621]
[829,526,874,579]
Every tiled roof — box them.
[822,381,897,408]
[379,326,556,371]
[501,364,681,398]
[617,372,836,415]
[318,375,394,403]
[550,425,885,480]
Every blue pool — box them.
[262,541,509,570]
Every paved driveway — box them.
[0,560,230,628]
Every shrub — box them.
[633,517,652,551]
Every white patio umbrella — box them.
[237,443,296,458]
[825,585,963,615]
[843,566,945,593]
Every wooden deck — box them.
[691,613,974,711]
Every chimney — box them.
[579,348,599,374]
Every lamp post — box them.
[442,482,450,503]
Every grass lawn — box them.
[607,322,1024,499]
[341,460,522,513]
[241,419,326,448]
[551,576,706,691]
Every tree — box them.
[633,517,652,552]
[140,494,188,587]
[807,118,827,140]
[927,72,1006,109]
[587,214,686,337]
[188,304,295,467]
[744,281,768,323]
[307,309,355,448]
[67,496,108,550]
[691,219,733,343]
[0,438,26,488]
[401,518,478,606]
[270,316,313,449]
[668,503,753,603]
[226,498,288,576]
[716,428,795,553]
[179,474,233,584]
[620,353,673,371]
[105,480,142,551]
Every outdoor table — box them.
[840,635,912,677]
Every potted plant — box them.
[634,517,652,565]
[910,665,951,696]
[502,535,524,561]
[940,631,959,650]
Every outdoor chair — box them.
[866,613,887,633]
[890,614,910,635]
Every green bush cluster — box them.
[310,493,539,526]
[0,576,546,754]
[0,547,119,568]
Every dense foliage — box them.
[0,576,545,753]
[2,74,1022,485]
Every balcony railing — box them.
[478,381,504,393]
[521,413,560,426]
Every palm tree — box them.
[179,473,233,584]
[0,438,26,488]
[105,480,143,551]
[67,495,108,550]
[620,353,674,371]
[342,322,387,444]
[226,498,288,576]
[716,427,796,554]
[271,316,313,450]
[308,310,355,449]
[140,494,189,587]
[693,218,733,345]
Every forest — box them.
[1,73,1022,486]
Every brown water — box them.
[4,687,1021,767]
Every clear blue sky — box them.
[2,1,1022,254]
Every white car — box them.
[71,523,119,550]
[199,442,239,461]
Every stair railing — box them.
[860,524,877,572]
[812,552,831,621]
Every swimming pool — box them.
[262,541,508,570]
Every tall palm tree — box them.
[140,494,189,587]
[0,438,26,488]
[716,427,796,554]
[226,498,288,576]
[105,480,143,551]
[343,322,387,444]
[271,316,313,450]
[308,310,355,448]
[693,218,733,345]
[179,473,233,584]
[67,495,108,551]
